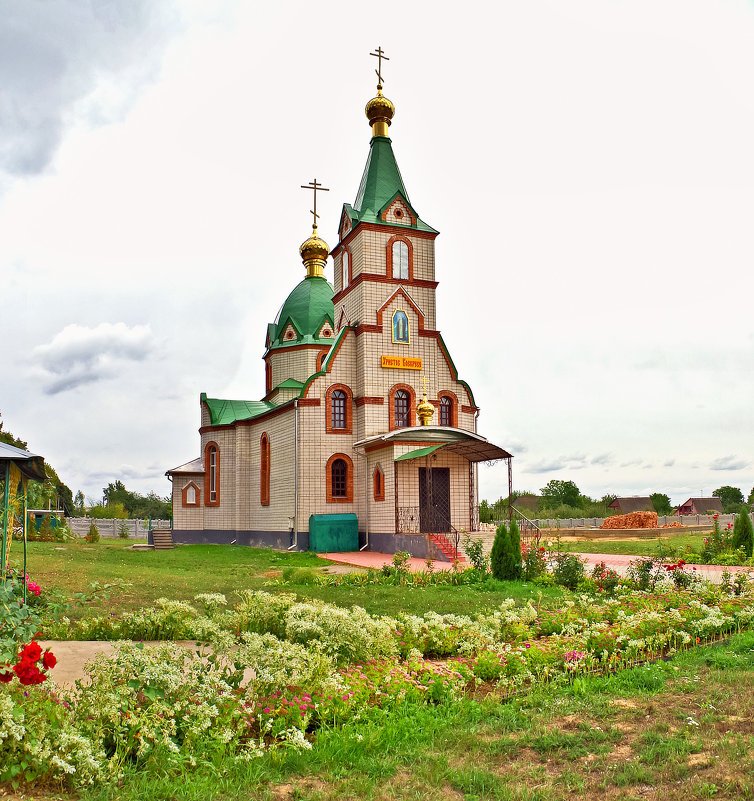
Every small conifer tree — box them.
[86,521,100,543]
[490,522,510,580]
[732,509,754,558]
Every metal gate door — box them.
[419,467,451,533]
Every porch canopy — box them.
[354,426,513,463]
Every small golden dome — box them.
[365,88,395,137]
[299,228,330,278]
[416,392,435,426]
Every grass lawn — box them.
[18,540,564,619]
[558,531,708,557]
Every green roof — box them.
[394,445,445,462]
[266,275,334,352]
[201,393,276,426]
[276,379,304,390]
[346,136,437,233]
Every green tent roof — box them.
[266,275,334,352]
[346,137,437,233]
[394,445,445,462]
[201,394,277,426]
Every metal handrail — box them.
[510,505,542,545]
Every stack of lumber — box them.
[600,511,658,529]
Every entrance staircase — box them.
[430,533,466,563]
[151,529,175,550]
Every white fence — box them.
[67,518,171,539]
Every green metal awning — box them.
[394,445,444,462]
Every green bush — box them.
[552,553,585,590]
[490,522,510,580]
[732,510,754,558]
[508,519,522,580]
[117,521,130,539]
[86,522,100,543]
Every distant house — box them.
[608,497,653,514]
[675,497,724,515]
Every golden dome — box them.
[416,392,435,426]
[299,228,330,278]
[365,88,395,137]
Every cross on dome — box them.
[370,46,389,89]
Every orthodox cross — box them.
[421,374,429,395]
[300,178,329,229]
[370,46,389,87]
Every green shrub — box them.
[86,522,100,543]
[732,510,754,558]
[117,521,130,539]
[490,522,510,580]
[552,553,585,590]
[508,519,522,580]
[463,534,489,575]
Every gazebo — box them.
[1,442,46,600]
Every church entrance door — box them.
[418,467,451,533]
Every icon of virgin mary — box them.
[392,310,409,343]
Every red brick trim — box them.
[373,465,385,501]
[334,221,438,255]
[381,199,417,226]
[389,383,416,430]
[365,441,392,454]
[181,481,201,508]
[316,349,329,372]
[265,343,328,355]
[437,390,459,427]
[265,360,272,394]
[376,288,425,330]
[204,441,220,507]
[326,453,354,503]
[355,396,384,407]
[260,433,270,506]
[325,383,353,434]
[461,405,479,414]
[297,398,321,407]
[386,234,414,281]
[332,273,439,304]
[354,323,382,336]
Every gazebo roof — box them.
[0,442,46,482]
[354,427,513,463]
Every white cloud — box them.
[710,456,750,472]
[32,323,154,394]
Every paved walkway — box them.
[318,551,460,572]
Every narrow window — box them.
[392,240,408,280]
[342,251,349,290]
[186,484,196,504]
[204,443,219,506]
[331,389,346,429]
[373,466,385,501]
[439,396,451,426]
[331,458,348,498]
[260,433,270,506]
[394,389,410,428]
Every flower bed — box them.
[2,568,754,791]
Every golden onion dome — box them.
[299,227,330,278]
[416,392,435,426]
[365,88,395,137]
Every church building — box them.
[167,54,512,559]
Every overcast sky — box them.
[1,0,753,507]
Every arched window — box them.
[373,465,385,501]
[342,251,349,290]
[437,391,458,428]
[325,384,352,434]
[182,481,200,507]
[260,433,270,506]
[331,390,346,429]
[265,361,272,393]
[439,396,451,426]
[326,453,354,502]
[204,442,220,506]
[392,240,409,280]
[389,384,415,430]
[394,390,410,428]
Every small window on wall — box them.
[394,390,410,428]
[204,442,219,506]
[260,433,270,506]
[331,389,346,429]
[373,465,385,501]
[325,384,352,434]
[439,396,451,426]
[182,481,200,507]
[392,240,408,280]
[326,453,353,502]
[342,251,350,290]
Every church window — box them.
[392,240,409,280]
[439,396,451,426]
[265,361,272,393]
[373,465,385,501]
[182,481,200,507]
[389,384,415,430]
[325,384,352,434]
[204,442,220,506]
[260,433,270,506]
[342,251,350,290]
[394,390,409,428]
[331,390,346,429]
[326,453,353,502]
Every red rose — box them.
[0,669,13,683]
[20,642,42,663]
[42,651,57,670]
